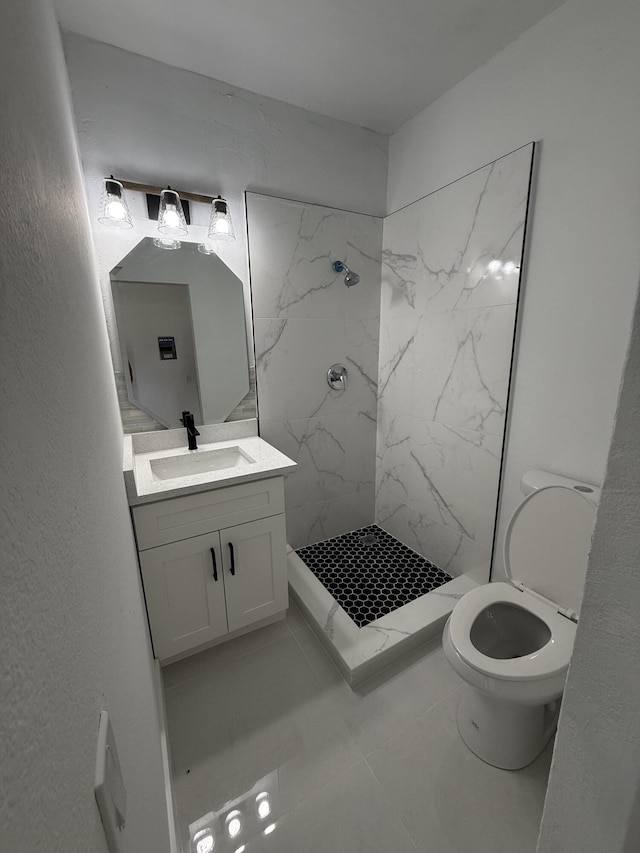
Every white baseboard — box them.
[153,659,180,853]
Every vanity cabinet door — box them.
[220,515,288,633]
[139,532,228,660]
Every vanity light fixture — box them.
[97,177,235,248]
[207,196,235,242]
[97,177,133,228]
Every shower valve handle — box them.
[327,363,348,391]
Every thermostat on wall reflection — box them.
[95,711,127,853]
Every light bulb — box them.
[212,217,230,236]
[263,823,276,836]
[503,261,518,275]
[487,259,502,273]
[162,205,180,229]
[157,189,188,237]
[105,199,127,221]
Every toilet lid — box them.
[504,486,596,616]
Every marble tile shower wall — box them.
[375,144,534,579]
[247,193,382,548]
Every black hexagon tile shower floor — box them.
[296,525,452,628]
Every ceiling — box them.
[55,0,566,133]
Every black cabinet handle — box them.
[229,542,236,575]
[210,547,218,582]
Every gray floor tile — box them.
[294,625,463,754]
[165,613,550,853]
[165,634,363,845]
[367,691,552,853]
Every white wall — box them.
[61,32,388,380]
[0,3,170,851]
[537,279,640,852]
[387,0,640,578]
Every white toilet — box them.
[443,470,598,770]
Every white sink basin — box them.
[150,445,256,481]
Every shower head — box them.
[332,260,360,287]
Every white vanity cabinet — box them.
[132,477,288,662]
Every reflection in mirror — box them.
[110,238,256,432]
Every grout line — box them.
[291,617,461,767]
[290,621,350,690]
[362,683,464,762]
[361,759,421,851]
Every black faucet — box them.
[180,411,200,450]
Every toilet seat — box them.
[447,582,575,681]
[503,485,596,617]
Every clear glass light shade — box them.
[195,834,214,853]
[207,196,235,242]
[98,178,133,228]
[197,242,217,255]
[153,237,181,251]
[225,811,242,838]
[158,189,188,237]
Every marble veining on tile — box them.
[248,195,347,320]
[415,145,532,316]
[375,143,534,580]
[249,192,382,550]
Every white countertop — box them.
[123,421,296,505]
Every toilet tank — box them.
[520,469,600,507]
